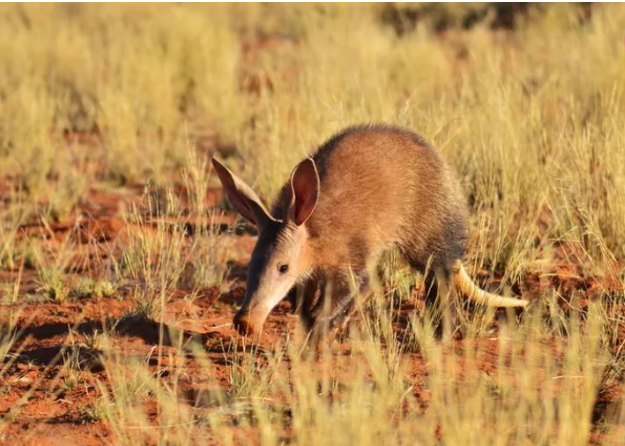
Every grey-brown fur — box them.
[315,125,465,270]
[212,124,526,338]
[274,125,468,327]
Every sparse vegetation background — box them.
[0,3,624,445]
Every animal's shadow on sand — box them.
[12,317,213,364]
[12,311,260,371]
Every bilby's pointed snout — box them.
[233,309,264,336]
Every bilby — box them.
[212,125,528,336]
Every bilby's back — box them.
[272,125,469,275]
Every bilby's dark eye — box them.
[278,264,289,274]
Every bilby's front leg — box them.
[297,276,324,332]
[308,270,371,336]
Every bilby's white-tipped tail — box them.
[452,260,529,308]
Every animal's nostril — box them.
[233,312,256,336]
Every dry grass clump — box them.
[87,300,624,446]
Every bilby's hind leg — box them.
[434,268,462,341]
[421,267,438,307]
[406,256,461,341]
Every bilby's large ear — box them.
[288,158,320,226]
[211,158,275,228]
